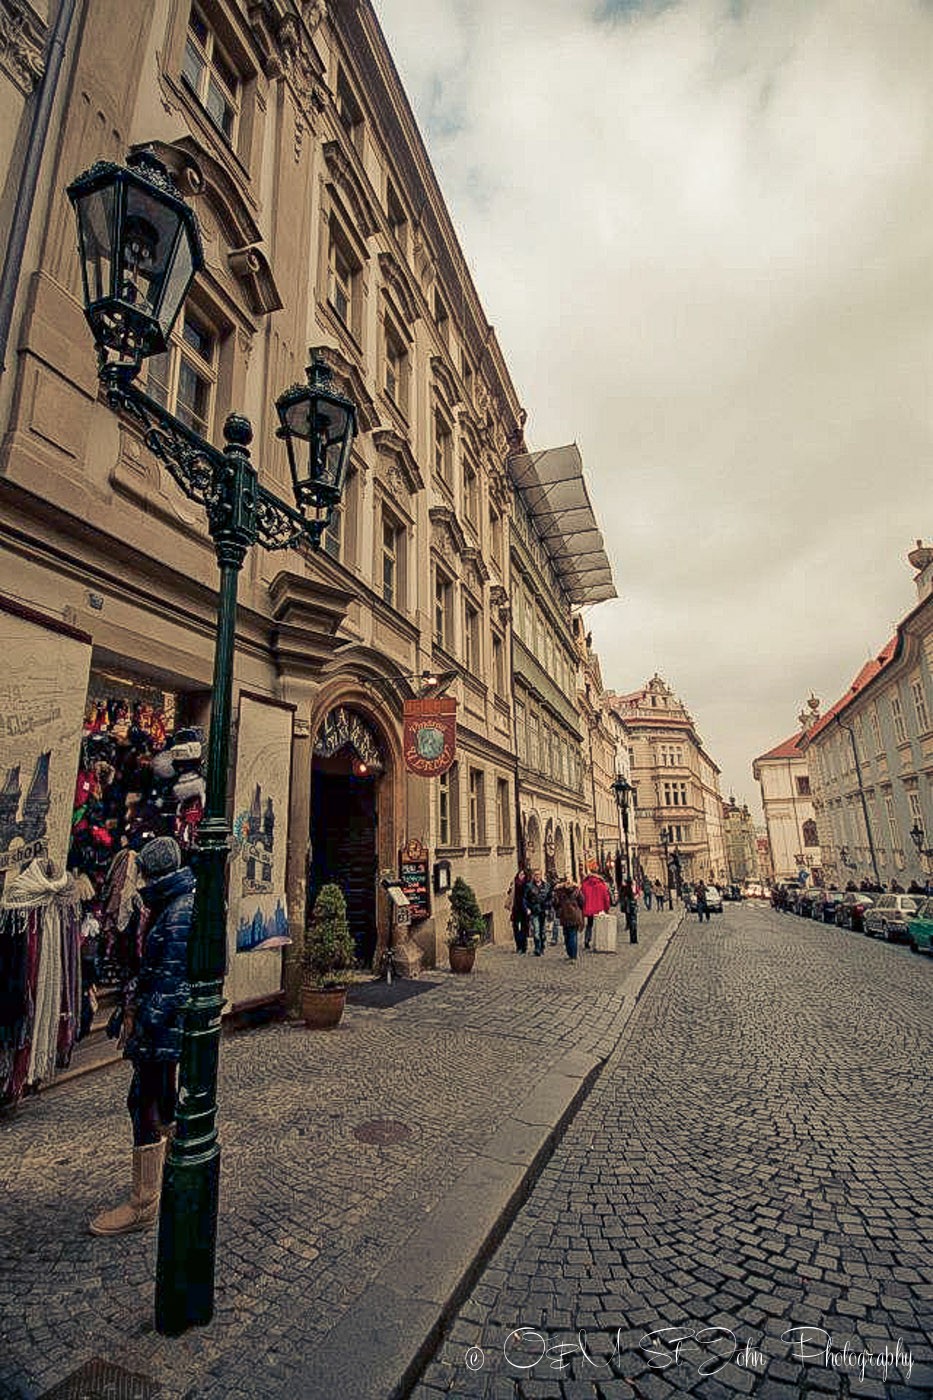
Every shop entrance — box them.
[311,757,378,965]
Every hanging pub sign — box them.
[402,696,457,777]
[398,838,430,922]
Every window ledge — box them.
[468,845,492,858]
[437,845,466,859]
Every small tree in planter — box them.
[447,876,485,972]
[301,883,355,1027]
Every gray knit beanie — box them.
[137,835,182,881]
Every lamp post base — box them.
[155,1145,221,1335]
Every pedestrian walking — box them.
[523,869,552,956]
[695,879,710,922]
[580,863,611,949]
[89,836,194,1237]
[654,879,667,911]
[643,880,653,911]
[506,866,530,954]
[621,875,638,944]
[551,874,585,961]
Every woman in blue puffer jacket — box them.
[90,836,195,1237]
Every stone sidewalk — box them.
[0,902,684,1400]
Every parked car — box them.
[813,891,845,923]
[863,893,919,942]
[785,885,807,914]
[907,897,933,953]
[834,892,875,932]
[705,885,724,913]
[723,884,743,902]
[743,882,766,899]
[796,889,820,918]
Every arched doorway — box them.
[311,706,385,965]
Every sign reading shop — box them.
[402,697,457,777]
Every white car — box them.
[862,893,918,942]
[743,882,766,899]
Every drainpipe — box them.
[0,0,78,373]
[835,714,881,886]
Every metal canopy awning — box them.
[508,444,617,605]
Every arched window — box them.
[802,819,818,848]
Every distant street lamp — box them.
[68,148,357,1337]
[611,774,633,880]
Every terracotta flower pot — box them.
[448,942,477,974]
[300,984,348,1029]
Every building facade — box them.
[752,698,822,884]
[721,797,759,885]
[802,543,933,891]
[606,675,724,890]
[0,0,617,1016]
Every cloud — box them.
[372,0,933,813]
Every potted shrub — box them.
[301,883,355,1028]
[446,876,485,973]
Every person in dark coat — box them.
[507,866,530,954]
[90,836,195,1237]
[551,875,585,962]
[523,869,552,956]
[695,879,710,922]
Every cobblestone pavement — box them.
[415,902,933,1400]
[0,904,674,1400]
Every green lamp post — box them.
[68,147,357,1336]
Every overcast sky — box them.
[371,0,933,816]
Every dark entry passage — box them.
[310,761,378,965]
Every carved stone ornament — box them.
[490,584,511,623]
[0,0,45,95]
[462,546,489,586]
[431,355,462,410]
[373,428,425,496]
[228,244,283,315]
[429,504,467,559]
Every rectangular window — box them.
[796,775,811,796]
[386,180,407,256]
[496,778,510,847]
[869,704,882,752]
[381,514,404,609]
[528,713,540,770]
[336,68,363,151]
[464,600,480,674]
[434,290,449,344]
[182,6,240,144]
[908,790,923,828]
[891,693,907,744]
[434,412,452,485]
[469,768,485,845]
[384,320,408,413]
[147,305,217,439]
[434,568,453,649]
[885,792,900,856]
[463,460,479,526]
[912,678,929,733]
[328,222,359,333]
[323,503,342,561]
[492,633,505,694]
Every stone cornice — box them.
[372,427,424,496]
[323,138,379,238]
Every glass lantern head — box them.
[275,359,357,527]
[68,149,203,374]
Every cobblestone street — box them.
[416,903,933,1400]
[0,905,673,1400]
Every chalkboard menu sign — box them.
[399,838,430,922]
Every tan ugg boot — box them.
[89,1140,165,1236]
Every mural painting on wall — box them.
[0,602,91,898]
[230,695,294,954]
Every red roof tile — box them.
[754,731,807,764]
[804,635,899,743]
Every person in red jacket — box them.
[580,863,611,950]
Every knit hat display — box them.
[137,835,182,880]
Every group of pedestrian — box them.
[507,858,653,961]
[507,862,616,962]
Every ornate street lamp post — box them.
[611,774,633,880]
[68,149,357,1337]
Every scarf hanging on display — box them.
[0,860,81,1106]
